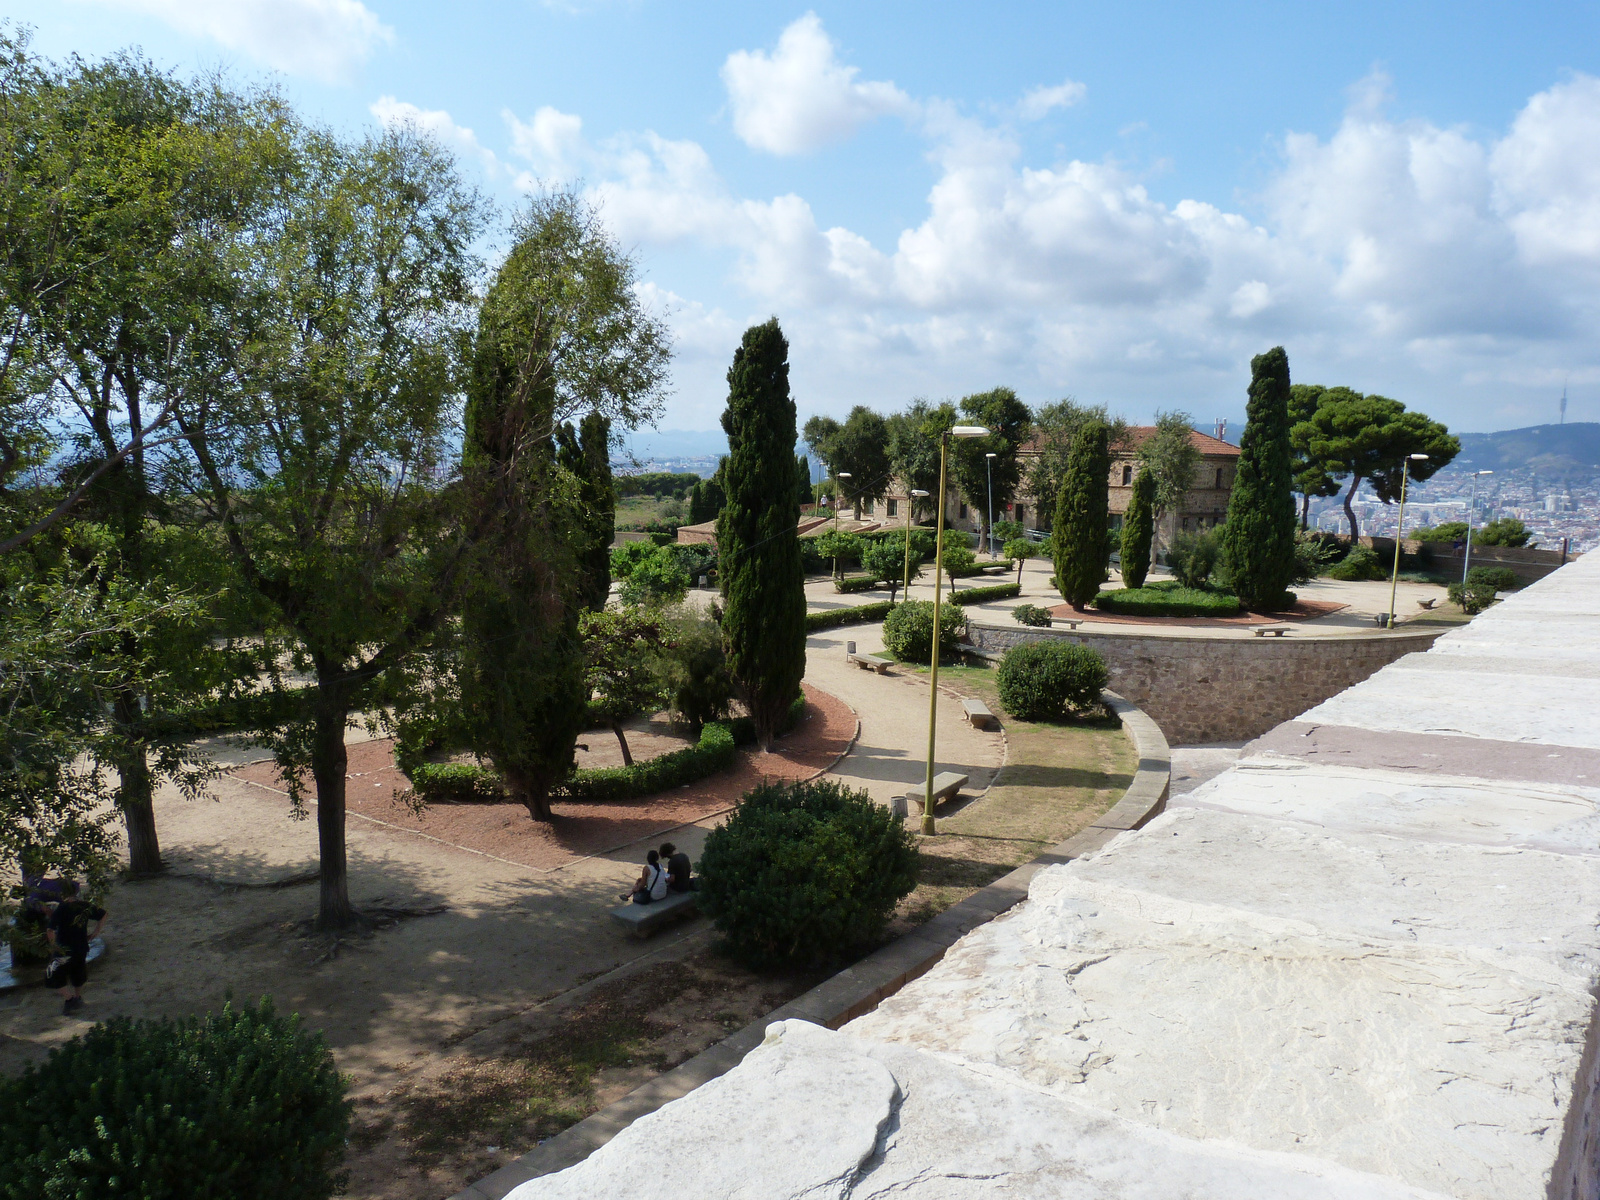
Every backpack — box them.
[648,862,670,901]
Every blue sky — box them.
[10,1,1600,443]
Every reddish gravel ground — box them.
[228,682,858,872]
[1047,598,1347,627]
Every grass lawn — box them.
[1094,579,1240,617]
[887,660,1136,930]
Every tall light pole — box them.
[1386,453,1430,628]
[924,425,989,835]
[904,488,929,602]
[833,471,852,578]
[1463,470,1494,584]
[985,452,997,558]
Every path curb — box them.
[450,689,1170,1200]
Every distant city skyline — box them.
[20,2,1598,433]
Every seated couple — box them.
[621,842,696,905]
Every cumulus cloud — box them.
[1018,79,1087,121]
[370,96,498,172]
[721,13,914,155]
[96,0,393,83]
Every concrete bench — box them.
[961,697,996,729]
[609,890,698,939]
[1051,618,1081,630]
[908,771,969,814]
[846,652,893,674]
[1252,626,1291,638]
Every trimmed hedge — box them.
[1467,564,1518,591]
[408,761,504,802]
[1093,581,1241,618]
[948,582,1021,606]
[0,998,348,1200]
[697,778,918,968]
[834,574,880,594]
[996,641,1108,722]
[883,600,965,661]
[805,601,894,632]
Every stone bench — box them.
[961,697,996,729]
[1051,618,1082,630]
[907,771,969,814]
[846,652,893,674]
[1252,626,1291,638]
[609,890,698,940]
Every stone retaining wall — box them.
[966,621,1445,745]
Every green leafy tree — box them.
[809,406,892,517]
[556,411,615,611]
[1221,347,1299,609]
[886,399,956,520]
[1026,399,1127,531]
[1297,391,1460,537]
[1119,468,1156,589]
[1138,411,1201,546]
[581,607,669,766]
[1414,521,1469,543]
[861,537,917,601]
[1052,420,1111,609]
[949,387,1031,549]
[718,319,806,751]
[1476,517,1531,547]
[653,604,732,737]
[1288,384,1342,529]
[619,545,690,605]
[1003,537,1036,585]
[688,459,727,525]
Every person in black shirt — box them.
[45,881,107,1016]
[659,842,695,893]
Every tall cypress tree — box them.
[1222,346,1298,610]
[1120,468,1156,590]
[1052,420,1111,609]
[556,411,615,611]
[718,319,806,750]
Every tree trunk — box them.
[611,721,634,767]
[503,765,553,821]
[310,691,355,930]
[112,692,161,875]
[1300,493,1311,531]
[1342,476,1363,539]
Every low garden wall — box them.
[966,620,1445,745]
[1359,536,1575,584]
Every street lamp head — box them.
[1408,453,1430,461]
[951,425,990,438]
[1474,469,1494,476]
[837,471,852,479]
[985,452,997,459]
[910,489,930,497]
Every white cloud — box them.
[96,0,393,83]
[1018,79,1087,121]
[720,12,914,155]
[370,97,498,172]
[504,106,586,179]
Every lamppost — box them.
[833,471,852,577]
[904,488,929,602]
[923,425,990,835]
[1386,453,1430,628]
[1463,470,1494,584]
[985,452,997,558]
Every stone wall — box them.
[966,620,1446,745]
[1358,535,1576,585]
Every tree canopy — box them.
[951,387,1032,543]
[1027,399,1126,530]
[1220,347,1298,609]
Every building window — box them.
[1015,505,1025,527]
[862,500,873,515]
[1122,464,1133,486]
[886,498,897,517]
[959,502,968,519]
[1215,468,1224,489]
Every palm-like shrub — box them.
[996,641,1108,722]
[1165,529,1221,589]
[0,998,349,1200]
[883,599,965,662]
[697,779,918,968]
[1011,603,1052,627]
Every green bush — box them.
[882,599,966,661]
[610,540,657,578]
[654,604,733,736]
[0,998,348,1200]
[805,601,894,632]
[1448,578,1498,615]
[1011,604,1052,627]
[1475,517,1531,547]
[995,641,1109,722]
[409,761,504,802]
[1165,529,1220,589]
[1093,581,1241,617]
[1291,530,1340,586]
[948,582,1021,606]
[834,574,880,594]
[619,547,690,605]
[1413,521,1468,543]
[1467,565,1518,591]
[1328,544,1384,581]
[697,779,918,968]
[559,721,737,802]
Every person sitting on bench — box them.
[621,850,670,905]
[660,842,696,893]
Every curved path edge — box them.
[451,689,1170,1200]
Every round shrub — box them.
[1328,544,1384,581]
[882,599,965,662]
[1448,578,1498,615]
[619,546,690,605]
[0,998,349,1200]
[1466,564,1517,592]
[940,543,979,576]
[697,779,918,968]
[996,640,1109,722]
[1011,603,1052,627]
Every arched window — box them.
[1122,464,1133,486]
[1215,468,1225,489]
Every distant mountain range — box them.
[1452,422,1600,480]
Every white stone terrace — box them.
[520,551,1600,1199]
